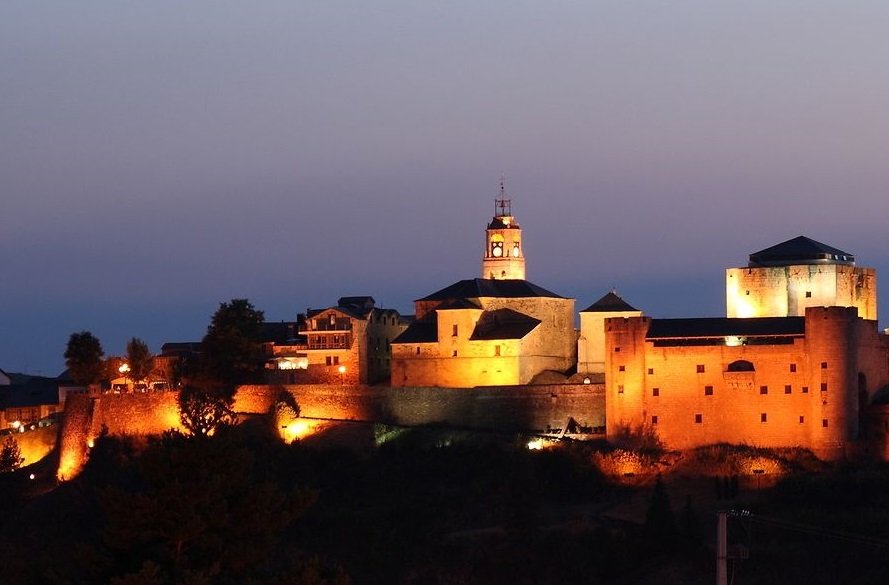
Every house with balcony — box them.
[266,296,407,385]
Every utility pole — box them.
[716,510,727,585]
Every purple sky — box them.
[4,2,889,375]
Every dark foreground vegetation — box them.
[2,422,889,584]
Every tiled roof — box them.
[417,278,563,301]
[581,291,638,313]
[392,314,438,344]
[646,317,805,339]
[0,377,60,409]
[470,309,540,340]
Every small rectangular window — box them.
[760,385,768,395]
[696,364,705,373]
[695,414,703,424]
[822,419,829,428]
[619,365,625,372]
[416,346,420,355]
[648,368,654,375]
[614,347,621,352]
[704,385,714,396]
[785,385,792,394]
[452,324,458,337]
[333,356,339,365]
[821,361,828,369]
[325,356,332,366]
[452,350,458,357]
[805,291,812,298]
[651,415,658,425]
[761,413,767,423]
[799,416,805,424]
[652,387,660,397]
[821,383,828,392]
[790,363,797,373]
[617,385,624,394]
[802,386,809,394]
[494,345,501,356]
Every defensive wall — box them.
[57,383,605,479]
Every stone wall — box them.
[57,383,605,479]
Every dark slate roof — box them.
[749,236,855,266]
[259,322,304,344]
[581,291,638,313]
[487,217,520,229]
[646,317,805,339]
[392,314,438,344]
[436,298,483,311]
[470,309,541,340]
[0,377,60,409]
[417,278,563,301]
[338,296,375,311]
[160,342,202,357]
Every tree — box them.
[0,436,24,473]
[198,299,266,389]
[644,474,678,547]
[178,385,238,437]
[64,331,105,385]
[126,338,152,383]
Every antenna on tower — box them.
[495,172,511,217]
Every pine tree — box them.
[0,436,24,473]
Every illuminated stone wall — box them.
[578,308,643,374]
[726,265,877,320]
[605,307,889,460]
[236,383,605,434]
[392,296,576,387]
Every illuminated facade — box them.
[392,196,574,387]
[578,291,642,375]
[481,180,525,280]
[726,235,877,320]
[268,297,405,385]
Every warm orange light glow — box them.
[337,365,346,374]
[118,363,130,374]
[86,438,95,449]
[281,418,324,443]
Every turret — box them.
[482,179,525,280]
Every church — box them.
[390,185,576,387]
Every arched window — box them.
[727,360,755,372]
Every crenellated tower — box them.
[482,179,525,280]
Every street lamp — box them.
[338,365,347,385]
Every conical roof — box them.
[580,291,638,313]
[749,236,854,266]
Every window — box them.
[648,368,654,375]
[761,413,768,423]
[416,346,420,355]
[802,386,809,394]
[651,416,658,425]
[617,385,624,394]
[325,356,332,366]
[799,416,805,424]
[494,345,501,356]
[822,419,829,428]
[821,361,828,369]
[727,360,755,372]
[760,385,768,395]
[619,365,625,372]
[652,387,660,397]
[805,291,812,298]
[821,383,828,392]
[695,414,703,424]
[614,347,621,352]
[790,363,797,373]
[704,385,714,396]
[333,356,339,365]
[696,364,705,373]
[785,385,792,394]
[452,350,458,357]
[452,324,458,337]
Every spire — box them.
[495,174,511,217]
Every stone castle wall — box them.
[58,384,605,479]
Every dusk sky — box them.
[4,1,889,375]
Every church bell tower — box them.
[482,179,525,280]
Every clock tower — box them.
[482,180,525,280]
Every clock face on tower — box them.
[492,242,503,257]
